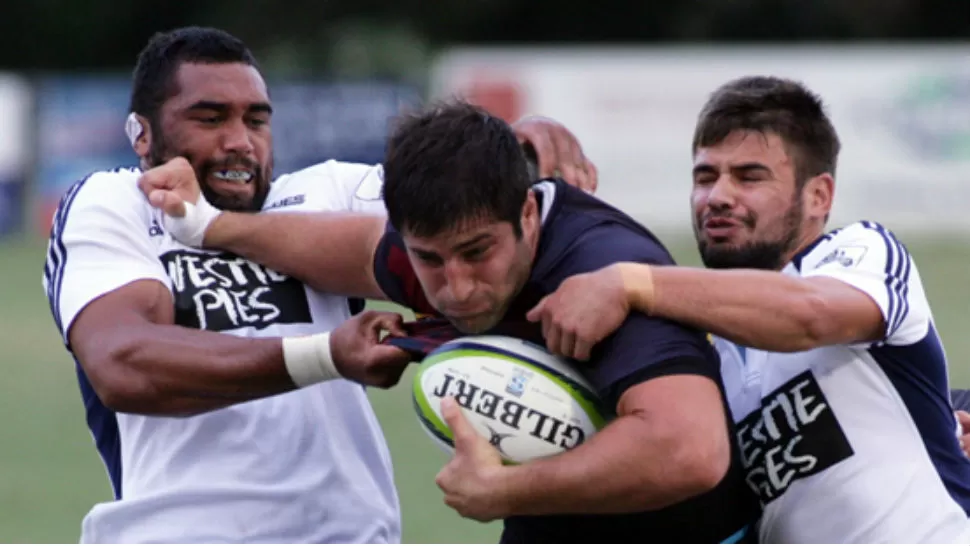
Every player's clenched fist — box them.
[138,157,222,248]
[138,157,202,217]
[330,310,413,389]
[512,115,598,194]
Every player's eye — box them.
[736,168,770,182]
[740,173,769,183]
[414,252,443,267]
[462,247,488,262]
[195,116,221,125]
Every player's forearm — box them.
[498,413,725,515]
[623,264,831,352]
[204,211,388,299]
[95,322,294,416]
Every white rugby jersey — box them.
[717,220,970,544]
[42,161,400,543]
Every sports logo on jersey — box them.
[160,250,312,331]
[817,245,868,269]
[265,194,305,210]
[148,219,164,237]
[736,371,854,503]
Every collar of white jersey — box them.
[789,230,835,271]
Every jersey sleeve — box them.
[546,225,720,406]
[371,224,437,315]
[801,221,930,346]
[43,172,171,347]
[264,160,385,317]
[267,160,386,215]
[346,164,386,215]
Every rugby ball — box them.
[412,335,609,464]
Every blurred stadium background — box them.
[1,1,969,542]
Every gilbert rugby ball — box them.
[412,335,609,464]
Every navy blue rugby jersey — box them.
[378,179,760,544]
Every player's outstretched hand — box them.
[957,410,970,459]
[330,310,413,389]
[527,265,630,361]
[512,115,598,194]
[435,397,509,522]
[138,157,202,216]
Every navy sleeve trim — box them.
[859,221,912,338]
[43,176,92,343]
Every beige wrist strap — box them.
[281,332,342,387]
[616,263,656,314]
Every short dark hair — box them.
[128,27,258,123]
[382,100,532,238]
[693,76,841,185]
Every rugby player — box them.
[42,26,592,543]
[525,76,970,543]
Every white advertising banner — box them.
[431,45,970,234]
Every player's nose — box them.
[706,174,739,209]
[221,118,255,156]
[443,260,475,303]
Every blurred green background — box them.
[3,233,967,543]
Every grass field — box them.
[1,232,968,543]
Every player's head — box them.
[690,76,840,270]
[382,100,539,334]
[128,26,273,212]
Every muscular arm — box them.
[637,266,884,352]
[492,227,731,513]
[203,211,388,300]
[619,224,927,354]
[48,174,378,417]
[70,279,295,417]
[497,372,730,514]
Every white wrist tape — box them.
[282,332,342,387]
[162,195,222,248]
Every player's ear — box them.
[803,173,834,223]
[126,113,152,159]
[521,191,539,232]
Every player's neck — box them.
[780,224,827,270]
